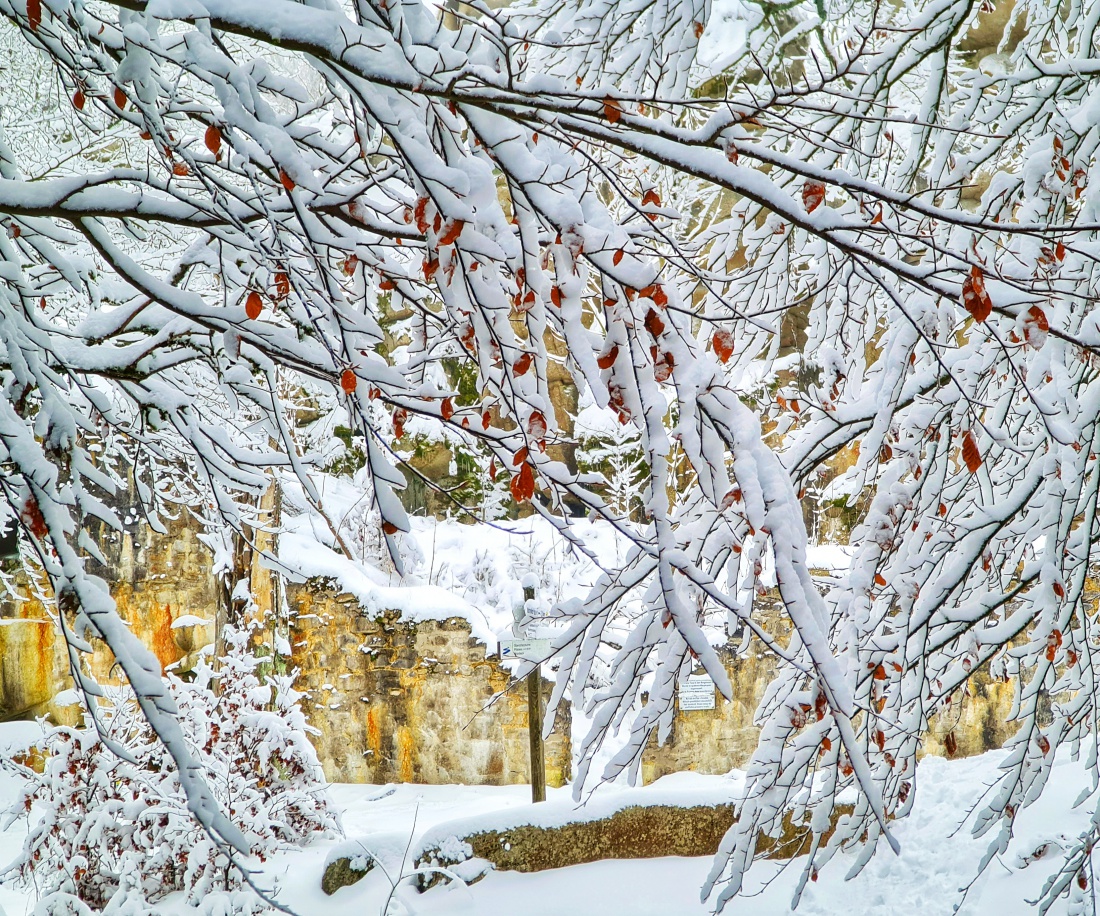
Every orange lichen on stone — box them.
[366,706,382,757]
[397,725,415,783]
[150,603,182,672]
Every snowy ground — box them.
[0,727,1097,916]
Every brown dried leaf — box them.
[962,430,982,473]
[961,266,992,322]
[802,181,826,213]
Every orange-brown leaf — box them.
[513,352,533,376]
[27,0,40,31]
[613,249,624,266]
[21,497,47,539]
[654,351,674,383]
[244,291,262,320]
[113,86,126,110]
[440,397,454,421]
[1024,305,1049,349]
[205,125,222,157]
[962,430,982,473]
[603,97,622,124]
[802,181,825,213]
[439,219,465,246]
[961,267,992,322]
[414,197,429,232]
[274,271,290,300]
[527,410,548,440]
[644,308,665,337]
[511,463,535,503]
[382,521,399,535]
[597,345,619,370]
[712,329,735,363]
[279,168,295,192]
[340,368,357,395]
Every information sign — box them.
[680,674,716,711]
[500,638,552,662]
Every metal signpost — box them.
[506,584,547,803]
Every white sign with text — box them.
[500,638,552,662]
[679,674,716,711]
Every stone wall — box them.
[0,509,219,723]
[0,510,573,791]
[0,619,67,722]
[0,498,1018,789]
[641,638,1016,783]
[286,582,571,787]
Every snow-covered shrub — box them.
[0,626,340,911]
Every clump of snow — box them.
[49,689,82,708]
[0,721,41,755]
[433,835,474,864]
[276,530,496,649]
[171,614,212,629]
[695,0,760,72]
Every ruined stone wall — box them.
[0,510,218,723]
[0,618,68,722]
[286,582,571,787]
[641,637,1017,783]
[0,512,573,790]
[0,499,1018,789]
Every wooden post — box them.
[524,585,546,803]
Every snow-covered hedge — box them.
[0,626,340,912]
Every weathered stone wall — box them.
[641,637,1017,783]
[0,510,219,723]
[0,496,1017,789]
[0,619,67,722]
[0,511,572,790]
[286,582,571,787]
